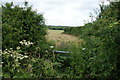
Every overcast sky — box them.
[1,0,109,26]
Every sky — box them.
[1,0,109,26]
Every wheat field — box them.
[46,30,83,47]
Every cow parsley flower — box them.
[82,48,86,50]
[50,46,54,49]
[16,46,20,50]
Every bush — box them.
[2,2,47,56]
[63,2,120,79]
[2,48,58,78]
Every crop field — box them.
[46,30,83,46]
[46,29,84,51]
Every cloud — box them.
[1,0,100,26]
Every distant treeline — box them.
[63,23,92,36]
[47,25,76,30]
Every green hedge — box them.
[63,2,120,79]
[2,2,48,56]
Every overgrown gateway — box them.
[1,1,120,79]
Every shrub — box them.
[2,47,59,78]
[2,2,47,56]
[64,2,120,79]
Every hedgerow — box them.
[2,2,48,57]
[64,2,120,79]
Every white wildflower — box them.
[19,41,23,45]
[13,55,16,58]
[19,54,23,57]
[10,48,13,50]
[23,40,26,42]
[15,59,18,62]
[8,50,12,53]
[16,46,20,50]
[24,56,28,58]
[24,42,28,46]
[50,46,54,49]
[20,57,24,60]
[19,54,22,56]
[19,40,33,46]
[4,51,7,54]
[45,50,48,53]
[30,42,33,44]
[10,54,13,56]
[36,47,40,50]
[82,48,86,50]
[17,56,21,59]
[27,41,30,44]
